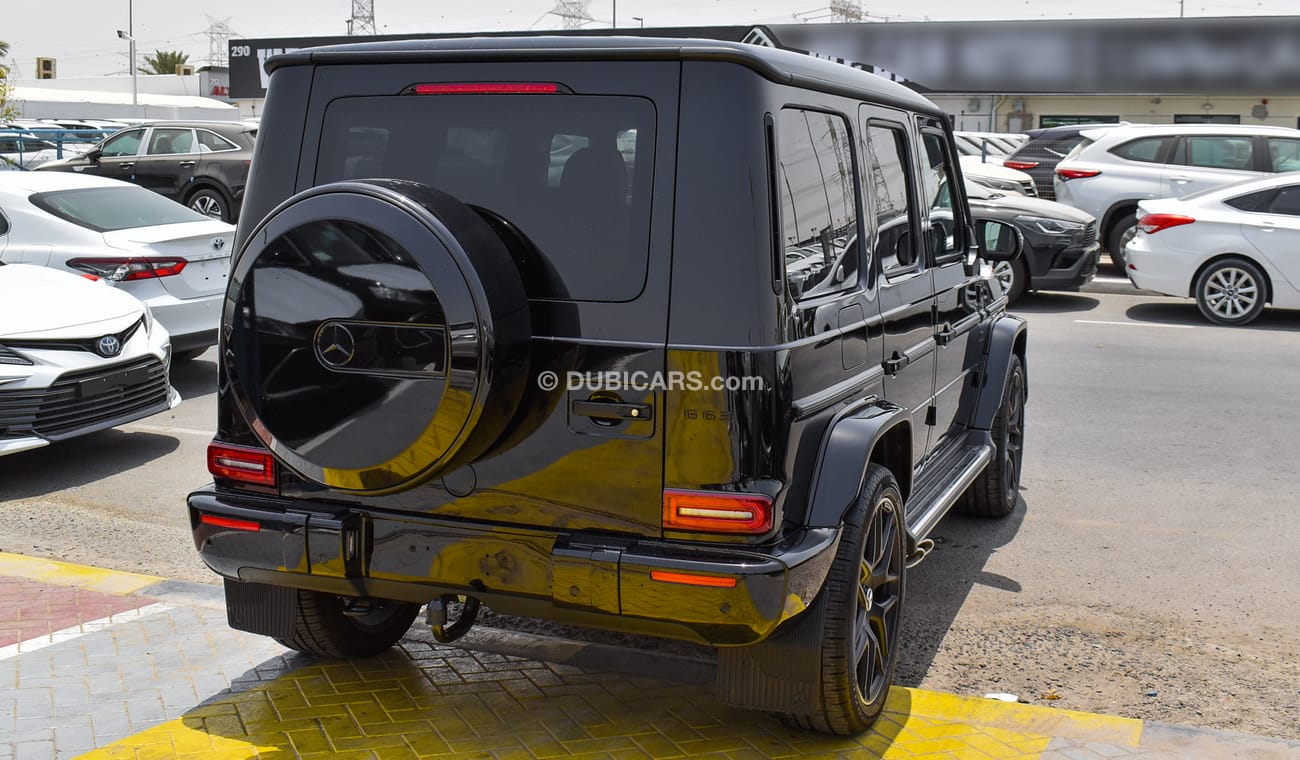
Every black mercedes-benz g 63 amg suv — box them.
[189,35,1028,735]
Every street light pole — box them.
[117,28,138,108]
[612,0,616,28]
[632,15,643,27]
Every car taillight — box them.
[1003,160,1040,170]
[662,489,773,534]
[1055,167,1101,181]
[1138,213,1196,234]
[410,82,559,95]
[207,443,277,487]
[67,257,187,281]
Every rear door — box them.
[133,127,196,200]
[1241,184,1300,293]
[1164,134,1263,197]
[276,60,678,539]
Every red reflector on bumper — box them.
[650,570,738,588]
[199,514,261,532]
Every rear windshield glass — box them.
[30,186,208,231]
[316,94,655,302]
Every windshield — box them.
[30,186,209,232]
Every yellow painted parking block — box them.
[0,551,161,596]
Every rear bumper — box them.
[188,488,841,646]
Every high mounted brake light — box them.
[662,489,773,534]
[411,82,559,95]
[207,443,276,487]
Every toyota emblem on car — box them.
[315,322,356,367]
[95,335,122,357]
[213,238,226,250]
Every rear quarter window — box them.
[1109,137,1168,163]
[314,94,655,303]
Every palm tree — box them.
[0,40,10,58]
[138,50,191,75]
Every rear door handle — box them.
[119,163,133,170]
[1168,174,1192,182]
[572,400,652,421]
[936,324,955,346]
[178,160,196,168]
[883,351,910,375]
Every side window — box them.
[197,130,239,153]
[861,122,918,275]
[100,129,144,157]
[147,128,194,155]
[1267,138,1300,172]
[1110,137,1167,163]
[1267,186,1300,217]
[1224,189,1276,213]
[776,109,859,299]
[920,131,966,262]
[1183,136,1254,170]
[0,211,9,235]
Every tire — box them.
[959,353,1025,518]
[276,590,421,659]
[785,464,906,735]
[991,258,1027,302]
[1106,211,1138,271]
[225,180,530,494]
[1195,258,1267,326]
[187,187,232,222]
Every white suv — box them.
[1053,123,1300,268]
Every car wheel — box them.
[991,258,1027,302]
[784,463,905,735]
[1107,212,1138,271]
[959,353,1025,518]
[1195,258,1267,326]
[275,590,421,658]
[187,187,230,222]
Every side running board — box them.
[903,432,994,557]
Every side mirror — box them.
[975,219,1023,261]
[86,148,102,163]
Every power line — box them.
[205,16,238,67]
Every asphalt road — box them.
[2,284,1298,736]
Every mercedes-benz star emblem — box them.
[96,335,122,357]
[316,323,356,368]
[212,237,226,250]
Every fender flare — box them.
[804,401,911,529]
[972,314,1028,431]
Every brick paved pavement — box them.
[1,552,1297,760]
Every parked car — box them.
[36,121,256,223]
[0,172,233,359]
[953,130,1029,165]
[1125,172,1300,325]
[1002,123,1131,200]
[0,262,179,456]
[1052,123,1300,268]
[961,155,1039,196]
[188,35,1029,736]
[966,180,1098,301]
[1,133,92,170]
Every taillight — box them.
[1055,167,1101,181]
[207,443,276,487]
[199,514,261,532]
[1003,160,1040,170]
[662,490,773,534]
[411,82,559,95]
[67,257,187,281]
[1138,213,1196,234]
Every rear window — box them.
[30,186,208,231]
[315,94,655,302]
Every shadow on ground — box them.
[0,428,179,500]
[1126,301,1300,331]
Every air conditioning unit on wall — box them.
[36,57,57,79]
[175,64,195,76]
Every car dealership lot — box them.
[1,287,1298,739]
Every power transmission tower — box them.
[829,0,863,22]
[205,16,237,67]
[549,0,594,29]
[349,0,377,35]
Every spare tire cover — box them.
[224,180,530,494]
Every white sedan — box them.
[0,263,180,456]
[0,172,233,359]
[1125,173,1300,326]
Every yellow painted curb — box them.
[0,551,162,596]
[899,686,1145,746]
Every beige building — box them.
[936,94,1300,134]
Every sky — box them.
[3,0,1295,79]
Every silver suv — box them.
[1053,123,1300,268]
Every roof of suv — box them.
[265,35,945,117]
[1079,123,1300,144]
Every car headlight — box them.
[1014,214,1085,236]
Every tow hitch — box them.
[426,594,481,643]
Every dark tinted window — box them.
[1224,189,1274,212]
[921,132,965,261]
[1110,137,1167,163]
[316,95,654,302]
[31,186,209,231]
[1183,136,1254,170]
[1039,115,1120,128]
[862,123,918,274]
[776,109,859,299]
[1173,114,1241,124]
[1267,138,1300,172]
[198,130,239,152]
[0,211,8,235]
[1267,186,1300,216]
